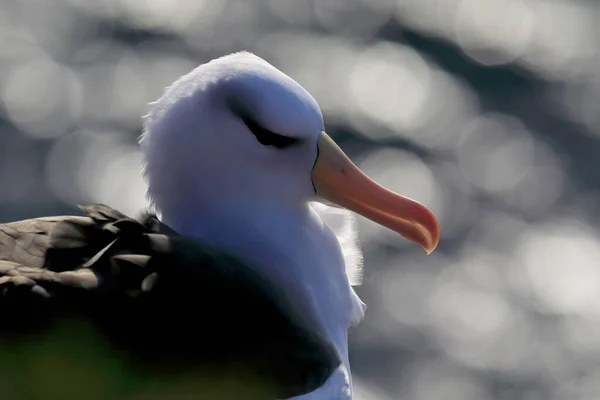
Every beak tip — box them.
[423,240,439,255]
[422,238,439,255]
[413,213,440,255]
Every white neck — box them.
[161,198,329,324]
[161,197,312,275]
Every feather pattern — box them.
[0,204,340,399]
[309,202,363,287]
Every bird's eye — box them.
[242,117,298,149]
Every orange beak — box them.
[311,132,440,254]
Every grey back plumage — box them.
[0,204,339,399]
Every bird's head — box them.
[140,52,439,253]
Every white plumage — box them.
[140,51,439,399]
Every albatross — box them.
[0,52,439,399]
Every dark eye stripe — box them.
[242,117,298,149]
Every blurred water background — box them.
[1,0,600,399]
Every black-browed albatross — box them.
[0,52,439,399]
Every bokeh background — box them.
[1,0,600,399]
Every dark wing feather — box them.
[0,204,339,399]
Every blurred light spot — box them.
[394,0,463,36]
[79,63,117,123]
[562,315,600,354]
[78,50,152,127]
[520,1,598,81]
[15,0,96,59]
[516,220,600,315]
[429,279,512,344]
[554,81,600,138]
[379,256,444,328]
[71,39,123,64]
[77,43,189,129]
[457,113,564,216]
[430,161,479,239]
[109,53,148,127]
[181,0,257,52]
[77,139,147,217]
[454,0,534,66]
[139,53,197,101]
[120,0,214,32]
[394,0,598,81]
[85,147,147,217]
[412,70,481,151]
[505,144,565,217]
[46,129,147,217]
[0,23,45,64]
[313,0,394,37]
[464,211,529,259]
[61,0,120,19]
[458,113,534,194]
[0,135,38,203]
[349,43,432,137]
[266,0,313,26]
[460,243,507,291]
[354,377,393,400]
[427,267,542,373]
[3,59,82,138]
[577,369,600,400]
[46,130,98,204]
[403,361,492,400]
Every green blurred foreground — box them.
[0,320,272,400]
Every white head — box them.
[140,50,440,400]
[141,53,320,222]
[140,51,439,252]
